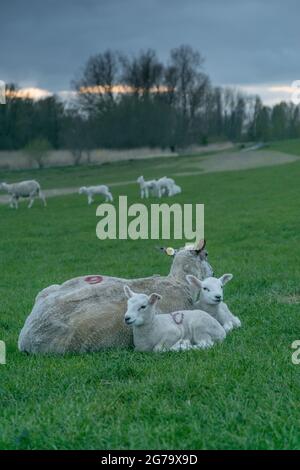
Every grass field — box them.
[268,138,300,156]
[0,150,219,191]
[1,151,300,449]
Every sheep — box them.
[156,176,175,198]
[168,183,182,196]
[0,180,46,209]
[79,185,113,204]
[123,286,226,352]
[137,176,181,198]
[137,176,158,199]
[18,239,214,354]
[186,274,242,333]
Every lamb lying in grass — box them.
[79,185,113,204]
[186,274,241,333]
[0,180,46,209]
[169,183,182,196]
[124,286,226,352]
[18,240,214,354]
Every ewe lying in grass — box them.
[124,286,226,352]
[79,185,113,204]
[187,274,242,333]
[18,240,213,354]
[0,180,46,209]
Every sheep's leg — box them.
[145,187,149,199]
[232,316,242,328]
[223,321,234,333]
[218,303,241,331]
[28,191,36,208]
[170,339,193,352]
[106,192,113,202]
[11,196,18,209]
[193,334,214,350]
[153,343,167,352]
[88,194,93,205]
[9,196,15,208]
[39,191,47,207]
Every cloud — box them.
[232,83,299,106]
[1,0,300,103]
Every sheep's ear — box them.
[186,275,202,289]
[156,246,177,257]
[195,239,206,251]
[219,274,233,286]
[148,293,162,305]
[124,285,134,299]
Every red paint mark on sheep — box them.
[170,312,184,325]
[84,275,103,284]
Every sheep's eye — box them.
[140,305,147,309]
[203,287,209,292]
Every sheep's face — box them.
[0,182,6,191]
[79,187,86,194]
[124,286,161,327]
[165,240,214,280]
[137,176,143,184]
[186,274,233,305]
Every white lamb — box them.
[18,239,214,354]
[186,274,242,333]
[169,183,182,196]
[156,176,175,198]
[137,176,158,199]
[0,180,46,209]
[79,185,113,204]
[124,285,226,352]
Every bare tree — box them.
[168,45,208,119]
[73,50,120,115]
[165,45,209,145]
[24,138,51,169]
[62,111,94,165]
[120,49,164,97]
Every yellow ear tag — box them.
[166,247,175,256]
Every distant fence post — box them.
[0,80,6,104]
[0,341,6,364]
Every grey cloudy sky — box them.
[1,0,299,103]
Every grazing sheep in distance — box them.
[79,185,113,204]
[169,183,182,196]
[137,175,181,198]
[186,274,242,333]
[18,240,214,354]
[156,176,176,197]
[0,180,46,209]
[137,176,158,199]
[123,285,226,352]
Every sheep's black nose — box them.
[215,295,221,300]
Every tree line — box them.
[1,45,300,161]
